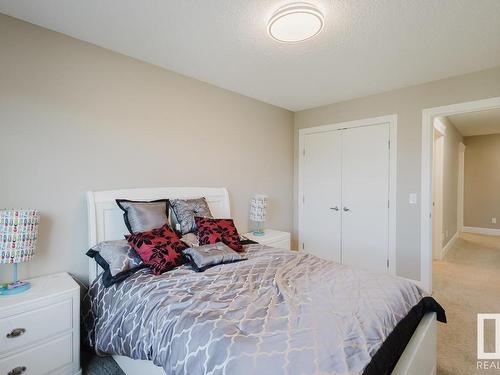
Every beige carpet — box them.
[433,233,500,375]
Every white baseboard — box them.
[442,231,458,258]
[462,226,500,236]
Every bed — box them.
[83,187,445,375]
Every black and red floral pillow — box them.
[126,224,187,275]
[194,217,243,252]
[125,218,243,276]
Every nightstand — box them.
[0,272,81,375]
[243,229,291,250]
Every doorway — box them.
[423,101,500,375]
[420,96,500,292]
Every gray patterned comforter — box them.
[83,244,425,375]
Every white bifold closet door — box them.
[301,123,390,273]
[341,124,389,273]
[302,131,342,262]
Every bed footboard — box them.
[392,312,437,375]
[113,355,166,375]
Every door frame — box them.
[457,142,465,233]
[432,120,445,260]
[298,114,398,275]
[420,96,500,292]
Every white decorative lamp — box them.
[250,195,267,236]
[0,209,39,295]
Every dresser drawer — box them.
[0,334,73,375]
[0,299,72,355]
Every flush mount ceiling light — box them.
[267,2,324,43]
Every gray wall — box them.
[464,134,500,230]
[295,66,500,280]
[441,118,463,246]
[0,14,294,283]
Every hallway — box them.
[434,233,500,375]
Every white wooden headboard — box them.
[86,187,230,284]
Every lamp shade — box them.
[0,209,39,264]
[249,195,267,223]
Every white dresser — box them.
[0,273,81,375]
[243,229,291,250]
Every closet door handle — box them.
[8,367,26,375]
[6,328,26,338]
[330,206,339,211]
[343,207,350,212]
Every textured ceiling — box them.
[448,108,500,137]
[1,0,500,111]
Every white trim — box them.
[442,231,458,259]
[298,114,397,136]
[298,114,397,275]
[420,96,500,292]
[433,117,447,135]
[431,130,444,261]
[389,118,398,275]
[457,143,465,233]
[463,226,500,236]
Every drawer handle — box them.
[6,328,26,338]
[8,366,26,375]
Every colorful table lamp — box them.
[250,195,267,236]
[0,209,39,295]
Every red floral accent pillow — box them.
[126,224,187,275]
[195,217,243,252]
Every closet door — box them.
[341,124,390,273]
[302,131,342,262]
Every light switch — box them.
[493,218,497,224]
[409,193,417,205]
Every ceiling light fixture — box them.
[267,2,324,43]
